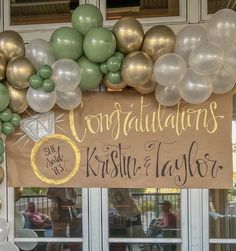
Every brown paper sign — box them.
[6,91,233,188]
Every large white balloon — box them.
[207,9,236,49]
[178,69,213,104]
[153,53,186,87]
[15,229,38,251]
[25,39,55,69]
[56,87,82,110]
[155,85,181,106]
[223,45,236,78]
[174,25,207,62]
[212,67,235,94]
[189,42,224,76]
[52,59,81,92]
[0,218,9,241]
[0,242,19,251]
[26,87,56,113]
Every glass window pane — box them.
[207,1,236,14]
[106,0,180,20]
[15,187,82,238]
[110,243,181,251]
[15,241,82,251]
[210,244,236,251]
[109,188,181,238]
[10,0,79,25]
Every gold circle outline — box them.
[31,134,80,185]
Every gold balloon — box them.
[113,17,144,54]
[135,80,157,94]
[142,25,175,61]
[0,30,25,62]
[14,187,23,202]
[0,54,6,80]
[0,198,2,210]
[6,57,35,89]
[0,166,4,184]
[103,75,127,90]
[121,51,153,88]
[6,82,28,113]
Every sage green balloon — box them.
[0,144,4,155]
[0,121,2,133]
[50,27,83,60]
[83,27,116,63]
[0,155,3,164]
[71,4,103,36]
[11,113,21,126]
[38,65,52,79]
[0,83,10,112]
[100,62,109,74]
[114,51,125,61]
[77,56,103,90]
[108,71,122,84]
[0,108,13,122]
[107,57,122,72]
[2,122,15,135]
[29,74,43,89]
[42,79,55,93]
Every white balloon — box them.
[153,53,186,87]
[15,229,38,251]
[189,42,224,76]
[155,85,181,106]
[207,9,236,49]
[26,87,56,113]
[0,218,9,241]
[223,45,236,78]
[175,25,207,62]
[52,59,81,92]
[212,67,235,94]
[15,212,25,232]
[25,39,55,69]
[178,68,213,104]
[56,87,82,110]
[0,242,19,251]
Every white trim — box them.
[202,189,209,251]
[82,188,89,251]
[209,239,236,244]
[102,188,109,251]
[187,0,200,23]
[181,189,189,251]
[109,238,182,243]
[14,237,83,242]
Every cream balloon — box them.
[6,57,35,89]
[155,85,181,106]
[0,30,25,62]
[223,45,236,78]
[0,218,10,241]
[103,75,127,90]
[121,51,153,87]
[6,82,28,113]
[142,25,175,61]
[113,17,144,54]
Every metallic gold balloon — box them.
[113,17,144,54]
[0,198,2,210]
[121,51,153,87]
[0,166,4,184]
[6,82,28,113]
[142,25,175,61]
[0,30,25,62]
[0,54,6,81]
[14,187,23,202]
[6,57,35,89]
[103,75,127,90]
[135,80,157,94]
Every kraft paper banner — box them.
[6,91,233,188]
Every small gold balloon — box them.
[135,80,157,94]
[103,75,127,90]
[142,25,175,61]
[14,187,23,202]
[0,54,6,81]
[0,30,25,62]
[0,166,4,184]
[6,57,35,89]
[113,17,144,54]
[121,51,153,88]
[0,198,2,210]
[6,82,28,113]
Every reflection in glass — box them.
[106,0,179,20]
[110,243,180,251]
[10,0,79,25]
[14,187,82,241]
[109,188,181,239]
[208,0,236,14]
[210,244,236,251]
